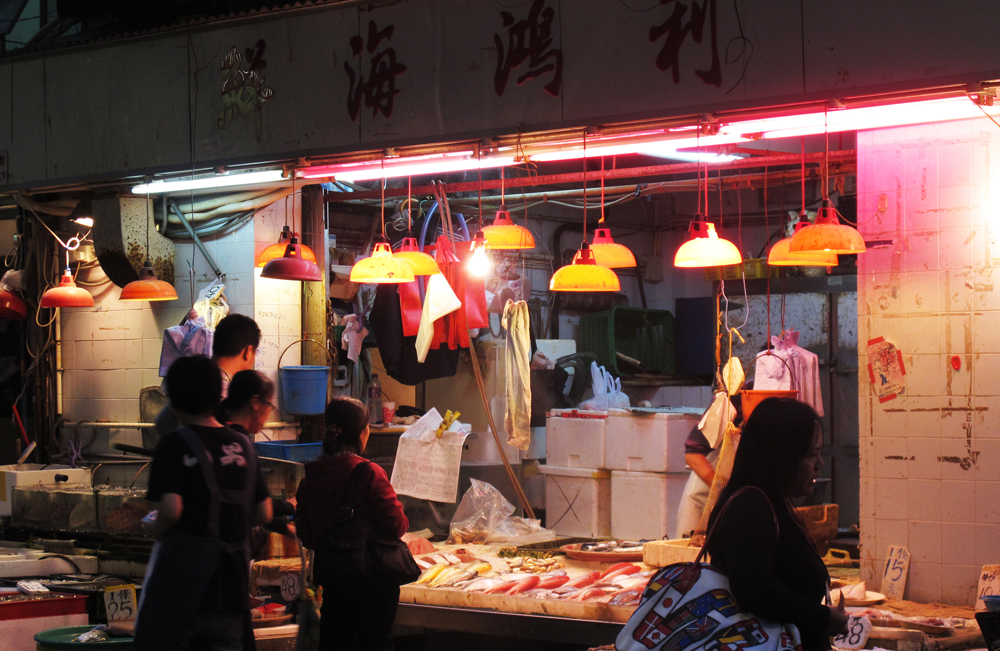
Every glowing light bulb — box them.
[468,244,493,277]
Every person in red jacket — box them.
[296,397,408,651]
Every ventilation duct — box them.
[92,196,174,289]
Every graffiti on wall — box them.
[218,39,274,141]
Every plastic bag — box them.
[192,277,229,329]
[489,516,556,544]
[579,362,630,410]
[446,479,515,544]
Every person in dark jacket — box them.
[706,397,848,651]
[296,397,408,651]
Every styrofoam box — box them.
[546,409,607,468]
[611,470,690,541]
[0,465,92,516]
[539,465,611,538]
[604,408,701,473]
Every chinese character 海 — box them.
[649,0,721,88]
[493,0,563,97]
[345,21,408,121]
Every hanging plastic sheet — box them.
[502,300,531,451]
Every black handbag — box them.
[313,460,420,586]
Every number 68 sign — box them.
[104,584,138,624]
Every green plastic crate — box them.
[579,307,675,377]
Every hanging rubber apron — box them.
[673,447,720,540]
[133,427,257,651]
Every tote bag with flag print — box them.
[616,487,804,651]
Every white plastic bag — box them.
[579,362,630,410]
[192,277,229,329]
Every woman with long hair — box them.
[295,397,408,651]
[706,397,848,651]
[219,370,275,436]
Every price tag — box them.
[280,573,300,602]
[104,584,138,624]
[976,565,1000,612]
[880,545,910,601]
[833,616,871,650]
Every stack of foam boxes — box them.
[539,407,701,540]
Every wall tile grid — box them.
[58,210,273,482]
[859,116,1000,605]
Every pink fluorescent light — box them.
[720,96,997,139]
[531,133,746,162]
[301,152,514,181]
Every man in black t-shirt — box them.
[135,355,272,651]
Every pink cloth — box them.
[753,331,824,417]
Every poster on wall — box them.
[866,337,906,402]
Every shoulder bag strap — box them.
[176,426,222,539]
[337,459,372,520]
[695,485,779,565]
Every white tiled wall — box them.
[858,117,1000,605]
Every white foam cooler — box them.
[545,409,607,468]
[538,465,610,538]
[610,469,691,540]
[604,408,701,473]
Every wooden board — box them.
[399,584,636,624]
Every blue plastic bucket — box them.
[279,365,330,415]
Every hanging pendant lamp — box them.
[261,173,325,281]
[674,215,743,267]
[350,240,415,283]
[120,261,180,301]
[481,169,534,250]
[551,242,620,291]
[467,231,493,278]
[552,134,620,292]
[257,225,317,267]
[392,181,440,276]
[789,199,866,254]
[769,220,839,266]
[588,158,636,268]
[0,290,26,320]
[42,268,95,308]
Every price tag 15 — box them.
[977,565,1000,612]
[104,584,138,624]
[833,616,871,650]
[880,545,910,601]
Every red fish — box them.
[597,562,635,580]
[601,564,641,581]
[484,581,518,595]
[564,571,600,588]
[535,575,570,590]
[507,575,541,595]
[569,586,611,601]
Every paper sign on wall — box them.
[104,584,138,624]
[866,337,906,402]
[880,545,910,601]
[977,565,1000,612]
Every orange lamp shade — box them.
[261,239,323,282]
[42,269,95,308]
[120,263,178,301]
[394,237,441,276]
[0,290,27,320]
[257,226,317,267]
[550,243,621,292]
[674,217,743,268]
[789,199,866,255]
[482,205,535,250]
[587,228,637,268]
[349,241,415,284]
[768,222,839,266]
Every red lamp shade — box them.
[673,215,743,268]
[789,199,866,255]
[581,228,637,268]
[41,269,95,308]
[120,262,178,302]
[768,222,839,266]
[261,238,323,282]
[257,226,317,267]
[0,290,27,320]
[394,237,441,276]
[550,243,621,292]
[481,205,535,250]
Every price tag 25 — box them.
[880,545,910,601]
[104,584,138,624]
[833,616,871,650]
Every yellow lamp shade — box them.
[119,263,178,302]
[673,217,743,268]
[349,241,415,284]
[395,237,441,275]
[42,269,95,308]
[768,222,839,266]
[550,243,621,292]
[588,228,636,268]
[789,199,866,254]
[257,226,317,267]
[482,205,535,250]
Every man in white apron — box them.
[674,391,734,539]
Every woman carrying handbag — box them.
[296,397,417,651]
[618,397,847,651]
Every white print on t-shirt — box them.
[219,443,247,467]
[183,455,198,467]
